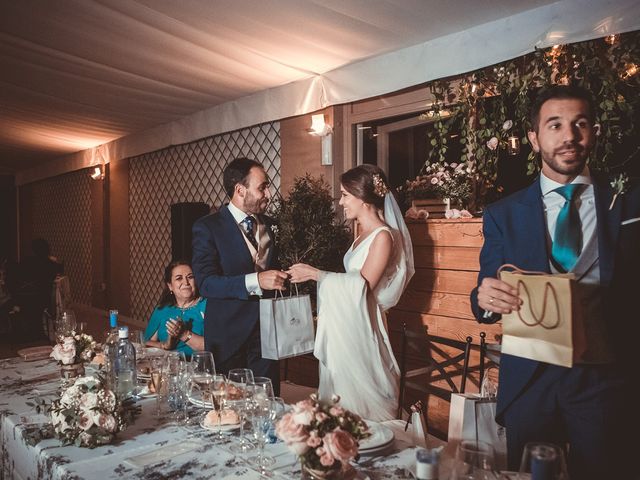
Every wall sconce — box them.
[90,165,104,180]
[507,135,521,156]
[308,114,333,165]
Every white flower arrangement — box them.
[48,374,138,448]
[50,333,97,365]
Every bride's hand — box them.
[286,263,319,283]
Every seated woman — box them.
[144,260,206,356]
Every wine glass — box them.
[55,309,76,341]
[149,355,165,417]
[227,368,254,453]
[189,351,216,422]
[518,442,568,480]
[450,440,496,480]
[209,374,227,441]
[251,376,274,399]
[248,395,285,473]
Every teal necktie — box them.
[551,184,582,273]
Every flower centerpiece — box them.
[400,161,474,218]
[275,394,370,480]
[47,374,139,448]
[51,332,97,379]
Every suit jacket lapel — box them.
[516,179,551,272]
[593,174,621,286]
[220,206,255,269]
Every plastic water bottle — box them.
[114,326,137,398]
[104,309,119,387]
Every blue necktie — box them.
[551,184,582,273]
[241,215,259,250]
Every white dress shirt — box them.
[227,201,262,296]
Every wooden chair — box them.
[397,323,501,438]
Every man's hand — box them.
[258,270,289,290]
[478,277,521,314]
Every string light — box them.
[605,34,617,45]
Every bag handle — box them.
[497,263,548,276]
[498,264,561,330]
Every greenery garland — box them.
[420,31,639,210]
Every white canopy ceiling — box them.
[1,0,638,183]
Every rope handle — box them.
[498,264,561,330]
[274,281,300,299]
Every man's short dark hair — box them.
[530,85,596,132]
[223,157,263,198]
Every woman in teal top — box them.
[144,260,206,357]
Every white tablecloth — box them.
[0,356,445,480]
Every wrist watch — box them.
[182,331,193,343]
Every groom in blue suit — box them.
[192,157,288,393]
[471,86,639,478]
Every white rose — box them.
[502,120,513,131]
[486,137,499,151]
[80,392,99,410]
[60,386,81,407]
[51,343,76,365]
[79,410,94,431]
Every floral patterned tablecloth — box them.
[0,357,445,480]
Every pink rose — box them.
[323,428,358,462]
[486,137,499,151]
[430,177,439,185]
[306,430,322,447]
[329,406,345,417]
[275,413,309,455]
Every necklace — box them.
[176,297,198,314]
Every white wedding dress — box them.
[314,214,413,421]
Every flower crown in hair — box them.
[372,173,389,198]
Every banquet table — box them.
[0,355,446,480]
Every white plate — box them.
[199,418,241,432]
[359,421,394,452]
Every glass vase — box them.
[60,362,85,381]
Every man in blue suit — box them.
[192,157,288,393]
[471,85,639,478]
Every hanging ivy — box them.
[420,30,640,209]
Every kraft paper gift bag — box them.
[498,264,586,368]
[260,290,314,360]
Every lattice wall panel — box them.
[27,169,93,305]
[129,122,281,321]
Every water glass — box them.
[518,443,568,480]
[450,440,496,480]
[149,355,166,417]
[164,357,189,424]
[248,396,282,473]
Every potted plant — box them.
[271,174,352,300]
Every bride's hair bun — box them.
[340,165,390,210]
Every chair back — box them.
[397,322,500,437]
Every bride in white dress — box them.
[287,165,414,421]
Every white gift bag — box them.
[260,289,315,360]
[448,393,507,471]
